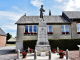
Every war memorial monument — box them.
[35,5,51,56]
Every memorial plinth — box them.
[35,21,51,56]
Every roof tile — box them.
[15,15,70,24]
[63,11,80,19]
[0,28,6,36]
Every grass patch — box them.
[6,44,16,46]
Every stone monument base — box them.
[35,45,50,56]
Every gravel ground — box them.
[69,50,80,60]
[0,50,80,60]
[0,53,17,60]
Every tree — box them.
[6,33,12,41]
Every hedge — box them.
[7,42,16,44]
[23,39,80,50]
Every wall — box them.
[16,24,71,51]
[16,24,38,51]
[72,21,80,38]
[16,25,24,51]
[0,35,6,46]
[48,25,71,39]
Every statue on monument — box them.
[40,5,45,19]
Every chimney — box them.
[49,9,51,16]
[24,13,26,16]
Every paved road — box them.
[0,46,16,55]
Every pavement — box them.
[0,46,71,60]
[0,46,16,55]
[0,50,79,60]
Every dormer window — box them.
[61,25,69,34]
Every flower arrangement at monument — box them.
[29,48,34,53]
[58,50,66,58]
[52,49,57,53]
[22,51,27,58]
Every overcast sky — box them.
[0,0,80,37]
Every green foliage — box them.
[59,52,65,55]
[6,33,12,41]
[23,39,80,50]
[23,40,37,50]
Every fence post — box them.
[17,49,20,59]
[66,49,69,59]
[57,47,59,53]
[49,50,51,60]
[34,50,37,59]
[28,47,30,53]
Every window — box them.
[47,25,53,34]
[25,25,28,33]
[29,25,32,33]
[24,25,37,34]
[77,23,80,34]
[33,25,37,33]
[61,25,69,34]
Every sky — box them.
[0,0,80,37]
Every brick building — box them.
[0,28,6,46]
[15,11,80,51]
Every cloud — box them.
[12,6,26,13]
[0,6,24,37]
[10,32,17,37]
[12,6,19,10]
[0,11,22,21]
[55,0,63,2]
[1,25,17,30]
[64,0,80,11]
[30,0,44,8]
[0,24,17,37]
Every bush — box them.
[23,39,80,50]
[23,40,37,50]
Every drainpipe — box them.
[71,19,73,38]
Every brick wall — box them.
[0,35,6,46]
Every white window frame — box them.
[32,25,34,32]
[76,23,80,34]
[47,25,52,32]
[61,25,69,34]
[28,25,29,32]
[25,25,37,33]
